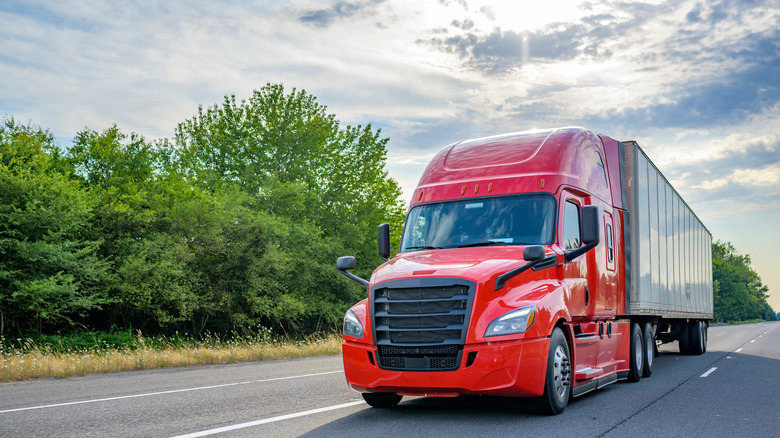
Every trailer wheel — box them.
[688,321,706,355]
[678,321,691,355]
[641,322,654,377]
[701,322,708,353]
[628,323,644,382]
[535,327,571,415]
[362,392,402,408]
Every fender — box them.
[470,281,570,343]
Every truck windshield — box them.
[400,195,556,252]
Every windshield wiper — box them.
[457,241,504,248]
[404,246,443,251]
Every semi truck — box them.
[337,127,713,414]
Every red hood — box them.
[371,246,531,285]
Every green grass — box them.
[0,329,342,382]
[709,319,775,327]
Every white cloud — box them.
[1,0,779,303]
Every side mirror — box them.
[522,245,545,262]
[582,205,599,245]
[378,223,390,262]
[337,256,356,271]
[336,256,369,289]
[564,205,600,262]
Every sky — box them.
[1,0,779,311]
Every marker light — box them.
[485,306,537,337]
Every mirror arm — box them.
[337,269,369,289]
[564,239,600,263]
[495,257,544,291]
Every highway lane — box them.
[1,322,777,437]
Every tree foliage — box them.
[712,240,774,322]
[0,84,405,337]
[0,119,109,333]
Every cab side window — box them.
[595,150,608,187]
[563,201,581,250]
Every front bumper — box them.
[342,337,549,398]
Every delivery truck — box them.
[337,127,713,414]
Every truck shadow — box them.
[299,388,605,438]
[301,343,780,438]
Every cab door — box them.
[602,212,617,312]
[559,192,596,317]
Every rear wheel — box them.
[641,322,655,377]
[362,392,402,408]
[535,327,571,415]
[688,321,706,355]
[701,322,708,353]
[627,323,644,382]
[678,321,691,355]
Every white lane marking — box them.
[700,367,718,378]
[750,339,756,343]
[170,401,364,438]
[0,371,342,414]
[735,348,743,353]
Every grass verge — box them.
[709,319,775,327]
[1,331,342,382]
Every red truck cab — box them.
[337,127,710,414]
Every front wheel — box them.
[535,327,571,415]
[362,392,402,408]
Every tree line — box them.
[1,83,405,336]
[712,241,775,322]
[0,83,774,338]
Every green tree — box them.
[66,126,196,332]
[170,83,406,332]
[712,240,773,322]
[0,118,109,334]
[171,83,405,241]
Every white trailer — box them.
[621,141,712,354]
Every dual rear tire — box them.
[679,320,707,355]
[628,322,656,381]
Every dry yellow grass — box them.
[1,334,342,382]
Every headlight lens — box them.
[343,309,364,338]
[485,305,536,337]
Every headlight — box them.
[343,309,364,338]
[485,305,536,337]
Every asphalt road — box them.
[1,321,777,437]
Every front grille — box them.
[371,279,474,371]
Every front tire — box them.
[362,392,402,408]
[627,323,644,382]
[535,327,571,415]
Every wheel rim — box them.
[635,331,643,371]
[645,332,654,369]
[552,345,571,399]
